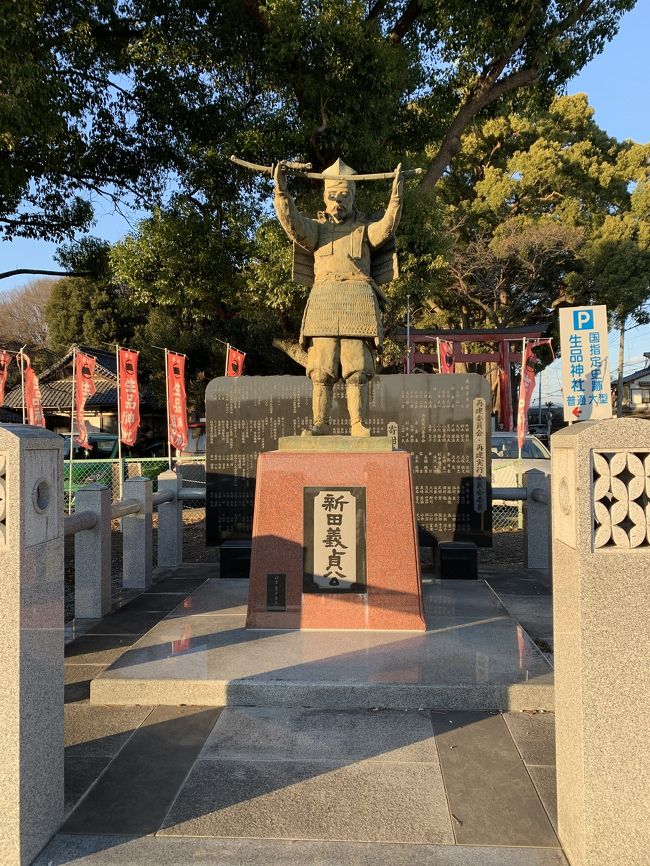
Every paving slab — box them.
[165,578,249,617]
[63,706,221,835]
[203,707,438,763]
[34,834,569,866]
[83,610,168,636]
[115,593,188,613]
[160,757,454,843]
[482,567,554,651]
[528,765,558,832]
[65,705,154,759]
[91,579,553,711]
[64,757,111,817]
[64,634,139,665]
[504,711,556,765]
[430,711,559,848]
[65,664,108,704]
[153,563,218,581]
[147,576,208,594]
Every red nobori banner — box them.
[167,351,188,452]
[516,338,554,449]
[517,341,540,451]
[498,341,514,432]
[75,352,97,449]
[23,353,46,427]
[438,339,455,374]
[0,350,13,407]
[118,348,140,446]
[226,345,246,377]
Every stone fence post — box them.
[122,476,152,590]
[74,483,111,619]
[551,419,649,866]
[523,468,551,571]
[157,469,182,567]
[0,425,64,865]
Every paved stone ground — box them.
[482,565,554,660]
[41,564,564,866]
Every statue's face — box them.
[324,183,355,222]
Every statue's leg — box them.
[303,338,337,436]
[342,339,374,437]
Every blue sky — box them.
[2,3,649,399]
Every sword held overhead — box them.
[230,154,423,182]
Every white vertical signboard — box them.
[559,305,612,422]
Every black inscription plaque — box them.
[206,374,492,547]
[303,487,367,594]
[266,573,286,611]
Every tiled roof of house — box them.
[2,346,155,411]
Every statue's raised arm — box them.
[367,163,404,249]
[273,162,319,251]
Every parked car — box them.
[180,422,206,457]
[491,432,550,507]
[527,423,551,446]
[62,432,119,460]
[62,434,120,501]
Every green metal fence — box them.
[63,457,204,509]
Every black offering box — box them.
[220,540,252,579]
[438,541,479,580]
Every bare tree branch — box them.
[391,1,423,41]
[419,0,599,189]
[0,269,90,281]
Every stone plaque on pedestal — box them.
[245,444,425,631]
[304,487,366,593]
[206,373,492,549]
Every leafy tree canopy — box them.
[426,94,650,336]
[2,0,636,241]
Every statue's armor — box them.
[293,216,397,350]
[274,190,401,351]
[273,159,402,436]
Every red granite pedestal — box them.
[246,447,425,631]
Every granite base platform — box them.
[90,578,553,711]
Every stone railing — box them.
[63,470,205,619]
[493,468,551,570]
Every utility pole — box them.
[616,315,626,418]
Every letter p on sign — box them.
[573,309,594,330]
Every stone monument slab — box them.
[206,373,492,549]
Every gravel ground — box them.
[65,508,524,621]
[478,529,524,567]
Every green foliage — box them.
[3,1,636,240]
[44,276,134,354]
[10,2,644,387]
[429,94,650,336]
[55,237,112,280]
[108,201,302,397]
[0,1,172,240]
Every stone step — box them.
[90,579,554,711]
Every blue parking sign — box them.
[573,309,594,330]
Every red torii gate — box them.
[393,324,551,429]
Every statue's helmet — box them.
[322,158,357,197]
